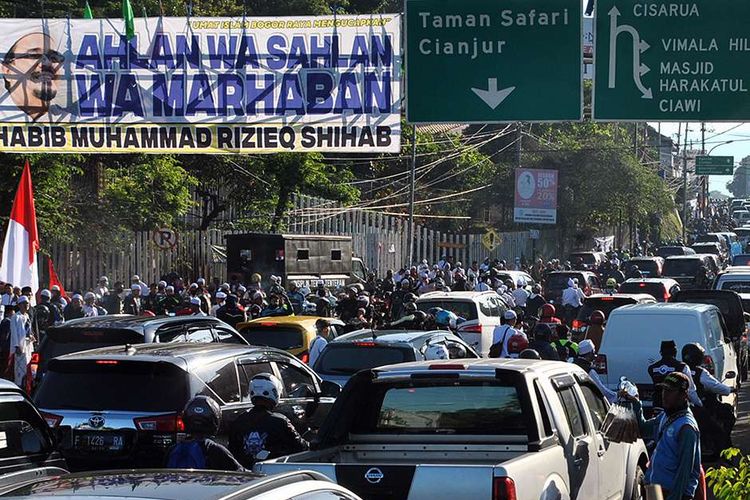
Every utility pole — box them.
[682,123,689,242]
[407,127,416,266]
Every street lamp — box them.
[707,140,734,155]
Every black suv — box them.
[34,315,248,384]
[0,379,66,487]
[32,343,340,470]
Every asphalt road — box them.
[704,380,750,500]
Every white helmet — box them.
[424,344,450,360]
[249,373,283,405]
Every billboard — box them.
[0,16,401,153]
[514,168,558,224]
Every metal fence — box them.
[44,194,539,291]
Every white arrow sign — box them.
[471,78,516,109]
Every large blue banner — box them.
[0,15,401,152]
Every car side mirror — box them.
[289,384,316,399]
[319,380,341,398]
[726,371,736,380]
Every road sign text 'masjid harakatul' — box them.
[406,0,582,123]
[594,0,750,121]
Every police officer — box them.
[648,340,702,409]
[228,373,308,468]
[625,372,701,500]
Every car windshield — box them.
[416,301,478,321]
[720,281,750,294]
[315,344,412,374]
[732,255,750,266]
[663,259,700,277]
[570,253,597,265]
[34,360,189,412]
[239,326,304,350]
[577,297,637,321]
[618,282,667,301]
[41,328,144,361]
[623,260,659,277]
[692,245,719,255]
[657,247,687,258]
[353,380,528,436]
[546,274,581,290]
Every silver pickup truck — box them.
[256,359,649,500]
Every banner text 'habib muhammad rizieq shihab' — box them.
[0,16,401,153]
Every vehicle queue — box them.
[0,226,748,500]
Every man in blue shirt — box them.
[625,372,701,500]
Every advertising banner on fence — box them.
[0,15,401,153]
[514,168,558,224]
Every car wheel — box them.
[630,466,646,500]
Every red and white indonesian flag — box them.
[0,161,40,296]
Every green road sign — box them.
[406,0,582,123]
[594,0,750,121]
[695,156,734,175]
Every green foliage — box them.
[100,155,197,233]
[706,448,750,500]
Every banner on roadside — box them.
[0,16,401,153]
[513,168,558,224]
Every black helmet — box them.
[533,323,553,342]
[519,349,541,360]
[682,343,705,367]
[182,395,221,435]
[404,302,418,313]
[404,293,418,303]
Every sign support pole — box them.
[701,122,707,218]
[408,126,416,266]
[682,123,689,242]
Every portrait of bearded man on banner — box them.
[2,31,65,121]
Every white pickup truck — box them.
[256,359,649,500]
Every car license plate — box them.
[73,432,126,453]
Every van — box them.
[596,303,738,410]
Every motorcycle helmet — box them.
[606,278,617,289]
[519,349,541,360]
[424,344,449,360]
[682,343,706,367]
[404,302,418,314]
[249,373,284,405]
[541,303,556,318]
[507,332,530,356]
[182,395,222,435]
[589,310,605,325]
[435,309,458,328]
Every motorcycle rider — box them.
[166,396,243,471]
[550,323,579,361]
[527,323,560,361]
[525,284,546,318]
[584,310,606,350]
[682,342,735,453]
[228,373,308,469]
[573,340,617,403]
[604,277,618,295]
[489,310,525,358]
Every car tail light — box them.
[96,360,119,365]
[493,477,517,500]
[299,351,310,364]
[459,324,482,333]
[594,354,608,375]
[259,322,276,327]
[572,319,584,330]
[601,296,614,301]
[30,352,40,364]
[29,352,40,377]
[353,341,377,347]
[41,411,63,428]
[703,355,716,376]
[134,414,184,432]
